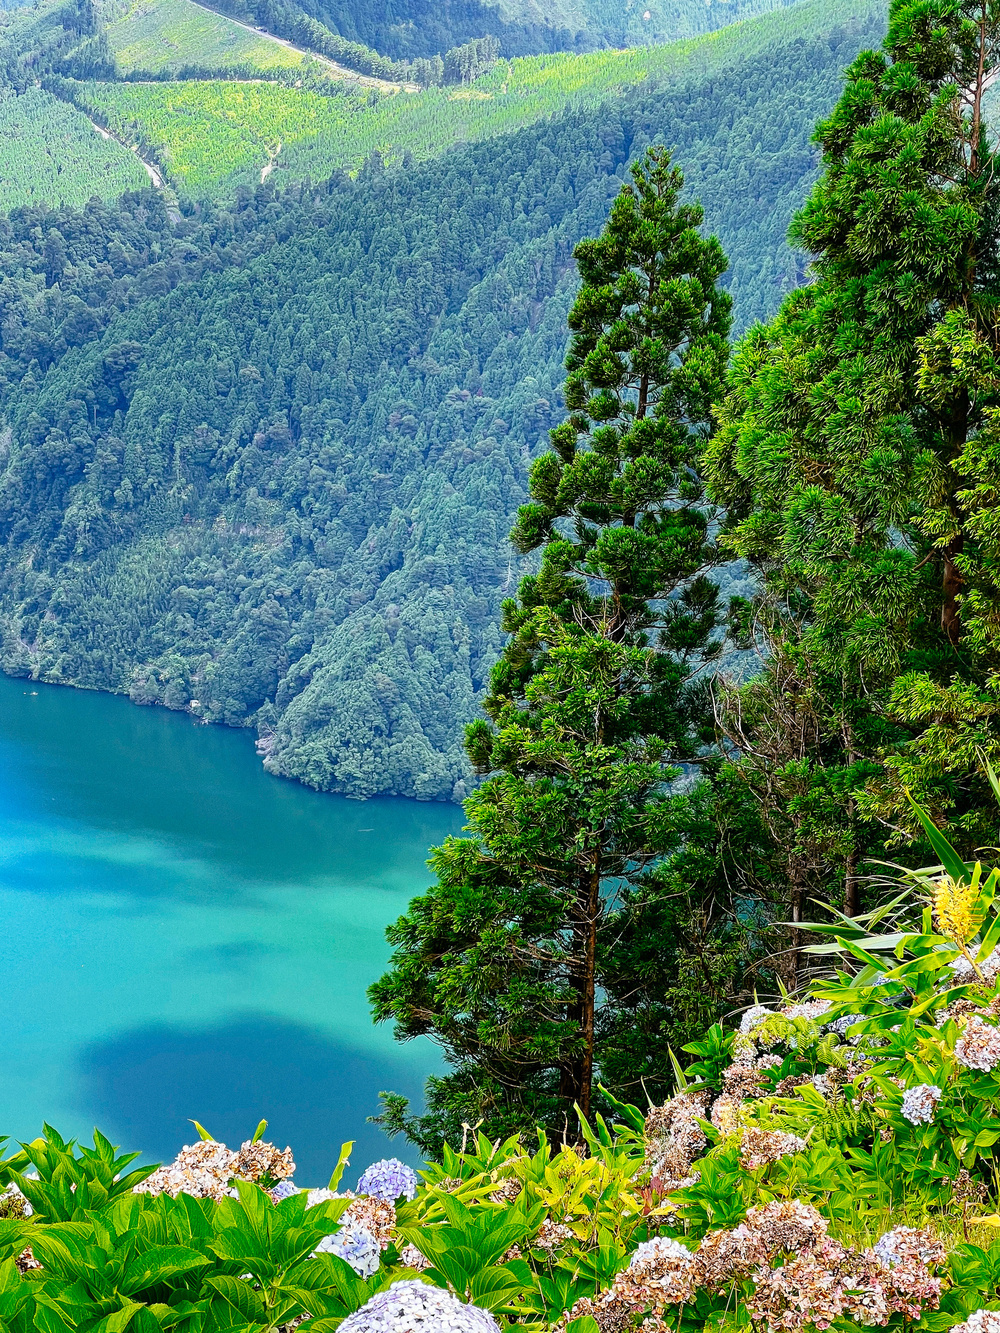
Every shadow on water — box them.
[79,1013,429,1180]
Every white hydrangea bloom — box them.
[901,1083,943,1125]
[739,1005,773,1035]
[782,1000,832,1022]
[339,1279,499,1333]
[629,1236,693,1274]
[949,1311,1000,1333]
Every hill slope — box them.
[0,85,147,208]
[102,0,311,75]
[64,0,882,198]
[0,0,883,799]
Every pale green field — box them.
[104,0,307,74]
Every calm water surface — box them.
[0,675,462,1181]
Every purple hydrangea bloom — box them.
[357,1158,418,1202]
[270,1179,299,1201]
[315,1224,381,1278]
[339,1279,499,1333]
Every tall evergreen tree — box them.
[369,147,734,1149]
[703,0,1000,959]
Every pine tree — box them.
[369,148,734,1147]
[703,0,1000,945]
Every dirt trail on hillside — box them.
[187,0,418,92]
[88,116,166,187]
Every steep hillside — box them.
[64,0,880,198]
[0,0,883,799]
[289,0,809,57]
[102,0,311,75]
[0,85,147,207]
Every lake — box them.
[0,674,463,1184]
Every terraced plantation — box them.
[0,86,147,210]
[103,0,309,75]
[73,0,879,197]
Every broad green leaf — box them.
[90,1300,145,1333]
[468,1266,528,1311]
[567,1319,600,1333]
[596,1084,646,1133]
[119,1245,211,1296]
[906,793,970,883]
[205,1275,268,1324]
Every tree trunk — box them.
[561,850,601,1123]
[578,850,601,1121]
[942,534,964,646]
[843,844,860,916]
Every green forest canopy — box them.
[0,0,882,800]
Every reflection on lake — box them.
[0,675,461,1180]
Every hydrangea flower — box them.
[339,1279,499,1333]
[826,1013,867,1038]
[315,1224,382,1278]
[951,946,1000,982]
[874,1227,946,1269]
[739,1005,773,1035]
[357,1158,418,1202]
[901,1083,943,1125]
[956,1017,1000,1072]
[739,1128,807,1171]
[629,1236,693,1273]
[306,1188,338,1208]
[948,1311,1000,1333]
[782,1000,831,1022]
[270,1179,299,1202]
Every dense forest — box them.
[262,0,807,62]
[0,2,880,799]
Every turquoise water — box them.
[0,675,462,1182]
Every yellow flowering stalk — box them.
[933,874,978,947]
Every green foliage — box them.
[102,0,310,76]
[290,0,822,62]
[0,85,146,209]
[700,0,1000,969]
[69,77,355,193]
[0,1125,402,1333]
[0,2,883,802]
[0,1125,157,1221]
[368,145,743,1146]
[64,0,882,198]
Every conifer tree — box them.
[704,0,1000,943]
[369,148,734,1147]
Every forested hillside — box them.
[287,0,807,58]
[55,0,876,199]
[0,0,882,799]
